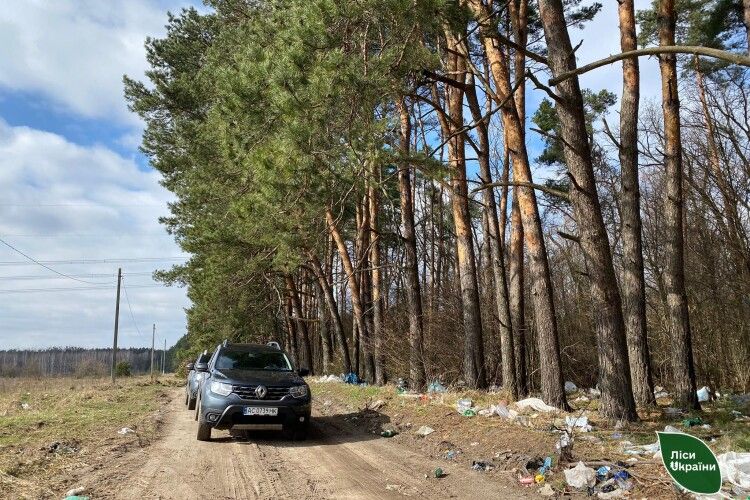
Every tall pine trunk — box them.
[658,0,700,411]
[285,275,313,373]
[467,0,567,408]
[538,0,637,420]
[466,74,517,397]
[369,166,386,384]
[309,252,350,373]
[397,98,427,389]
[618,0,656,407]
[442,30,486,388]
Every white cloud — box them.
[0,0,195,126]
[0,119,190,349]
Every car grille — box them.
[232,385,290,401]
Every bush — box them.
[115,361,132,377]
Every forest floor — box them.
[1,376,748,499]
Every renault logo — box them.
[255,385,268,399]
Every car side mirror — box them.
[186,362,195,371]
[195,362,209,372]
[298,368,310,377]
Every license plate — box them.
[243,407,278,416]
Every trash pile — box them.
[456,398,477,417]
[563,461,633,498]
[317,374,343,383]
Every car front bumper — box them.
[200,392,311,431]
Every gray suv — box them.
[184,350,210,410]
[194,341,311,441]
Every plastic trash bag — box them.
[565,415,592,432]
[515,397,556,413]
[564,461,596,489]
[697,386,711,402]
[717,452,750,489]
[343,372,359,384]
[456,398,473,413]
[564,381,578,393]
[427,381,447,393]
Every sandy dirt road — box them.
[91,391,531,499]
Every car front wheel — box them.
[196,401,211,441]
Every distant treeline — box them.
[0,347,175,377]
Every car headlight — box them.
[289,385,308,398]
[209,381,232,396]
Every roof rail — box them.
[266,341,281,350]
[222,339,228,347]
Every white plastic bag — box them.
[564,461,596,489]
[697,386,711,402]
[565,415,592,432]
[515,397,556,413]
[717,452,750,489]
[565,381,578,393]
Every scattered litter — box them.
[565,415,592,432]
[462,409,477,417]
[456,399,473,413]
[596,466,611,479]
[612,432,622,439]
[589,388,601,398]
[380,429,397,438]
[538,456,553,475]
[717,452,750,489]
[539,483,555,496]
[574,395,590,402]
[445,450,458,460]
[20,402,30,410]
[697,386,711,402]
[682,416,704,427]
[471,461,494,472]
[664,425,680,433]
[427,381,447,394]
[515,397,556,413]
[663,407,682,417]
[534,473,545,483]
[65,487,86,497]
[622,439,660,456]
[565,381,578,393]
[433,467,445,478]
[597,489,624,499]
[556,430,574,461]
[564,461,596,489]
[343,372,359,384]
[702,423,712,429]
[368,399,386,411]
[415,425,434,437]
[118,427,135,435]
[46,441,78,454]
[519,475,535,486]
[317,374,342,383]
[396,378,407,393]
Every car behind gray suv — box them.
[194,341,311,441]
[184,350,210,410]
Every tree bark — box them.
[537,0,637,420]
[309,252,350,372]
[397,98,427,390]
[326,208,370,380]
[368,165,386,384]
[467,0,567,408]
[442,29,486,388]
[618,0,656,407]
[658,0,700,411]
[466,74,517,397]
[285,274,313,373]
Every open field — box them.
[0,375,178,498]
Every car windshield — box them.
[215,350,292,371]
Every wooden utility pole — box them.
[162,339,166,375]
[110,267,122,384]
[150,324,155,381]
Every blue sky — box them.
[0,0,661,350]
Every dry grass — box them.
[0,375,178,499]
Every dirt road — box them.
[91,391,531,499]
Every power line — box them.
[121,279,143,336]
[0,237,112,285]
[0,257,188,267]
[0,284,165,294]
[0,272,154,281]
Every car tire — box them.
[187,394,197,410]
[196,401,211,441]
